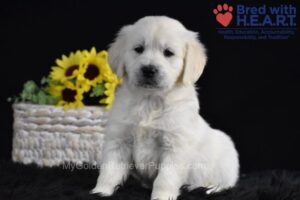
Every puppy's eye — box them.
[134,45,144,54]
[163,49,174,57]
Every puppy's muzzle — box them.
[138,65,159,88]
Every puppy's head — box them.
[108,16,207,93]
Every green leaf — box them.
[37,91,47,104]
[46,95,59,105]
[90,83,105,97]
[23,80,39,94]
[31,95,39,104]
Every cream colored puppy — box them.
[92,16,239,200]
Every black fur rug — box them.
[1,161,300,200]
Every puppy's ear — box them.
[182,32,207,85]
[108,25,132,78]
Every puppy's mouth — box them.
[137,80,160,89]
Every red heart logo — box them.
[216,12,233,27]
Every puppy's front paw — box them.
[205,185,222,195]
[151,190,178,200]
[90,185,115,196]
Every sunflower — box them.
[49,50,84,83]
[77,48,110,91]
[47,47,122,109]
[48,82,84,109]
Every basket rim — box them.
[13,102,107,111]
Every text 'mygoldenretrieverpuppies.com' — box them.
[92,16,239,200]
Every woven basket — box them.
[12,103,107,167]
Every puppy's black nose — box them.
[141,65,158,78]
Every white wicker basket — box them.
[12,103,107,167]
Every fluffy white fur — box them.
[92,16,239,200]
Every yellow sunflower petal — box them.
[97,50,108,59]
[50,67,65,80]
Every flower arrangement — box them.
[10,47,122,109]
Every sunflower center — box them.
[62,88,77,102]
[65,65,79,77]
[84,64,100,80]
